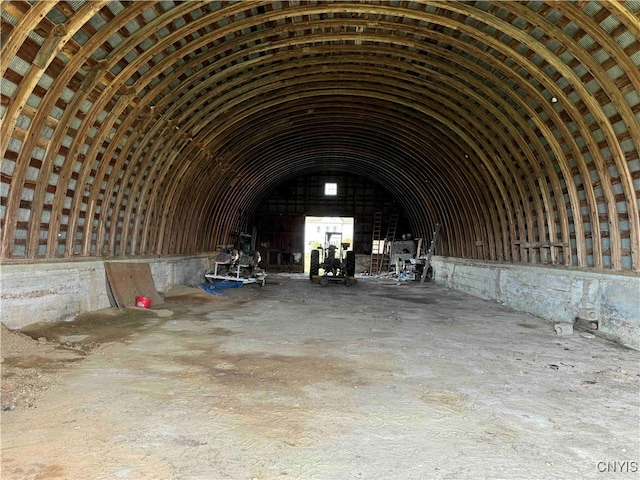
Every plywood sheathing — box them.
[104,262,163,310]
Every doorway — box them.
[304,216,354,273]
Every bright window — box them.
[324,182,337,195]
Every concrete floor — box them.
[1,275,639,479]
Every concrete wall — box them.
[431,257,640,350]
[0,254,214,329]
[3,253,637,349]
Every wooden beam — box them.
[32,24,66,68]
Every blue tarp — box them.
[200,281,244,296]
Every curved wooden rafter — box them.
[0,1,637,273]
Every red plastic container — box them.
[135,296,152,308]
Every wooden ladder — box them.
[369,212,383,274]
[379,213,399,273]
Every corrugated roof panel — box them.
[40,125,54,139]
[89,13,107,30]
[26,165,39,181]
[592,48,610,64]
[599,14,621,34]
[27,31,45,46]
[60,87,75,103]
[73,29,91,46]
[21,187,33,201]
[1,157,16,174]
[1,78,18,97]
[16,114,31,130]
[125,19,140,34]
[1,9,18,25]
[582,1,603,17]
[80,100,93,114]
[578,34,596,49]
[142,8,158,22]
[32,146,46,161]
[46,7,68,24]
[624,90,640,107]
[606,65,625,80]
[124,50,137,63]
[37,73,54,90]
[615,31,635,49]
[625,0,640,12]
[93,48,108,60]
[602,102,618,117]
[160,1,176,12]
[139,38,154,51]
[612,119,629,135]
[49,106,63,120]
[26,94,42,109]
[108,32,124,48]
[66,1,87,10]
[156,27,170,38]
[108,2,125,16]
[17,208,30,223]
[56,51,70,63]
[526,1,544,13]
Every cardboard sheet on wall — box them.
[104,262,164,309]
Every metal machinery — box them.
[310,232,356,287]
[419,223,441,283]
[205,249,267,286]
[385,223,441,282]
[388,239,423,280]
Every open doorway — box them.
[304,216,354,273]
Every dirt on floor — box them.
[1,275,639,480]
[1,286,220,411]
[1,322,85,411]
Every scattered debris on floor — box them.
[1,323,83,411]
[1,276,637,480]
[164,284,230,301]
[555,323,573,335]
[1,305,170,411]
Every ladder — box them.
[385,213,399,242]
[420,223,441,283]
[379,213,399,273]
[369,212,383,275]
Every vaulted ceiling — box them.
[1,1,639,271]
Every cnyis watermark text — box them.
[597,461,639,473]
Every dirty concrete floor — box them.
[1,275,638,480]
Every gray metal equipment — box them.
[205,249,267,286]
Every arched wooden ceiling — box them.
[1,1,639,271]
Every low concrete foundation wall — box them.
[0,254,214,329]
[431,257,640,350]
[3,254,637,349]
